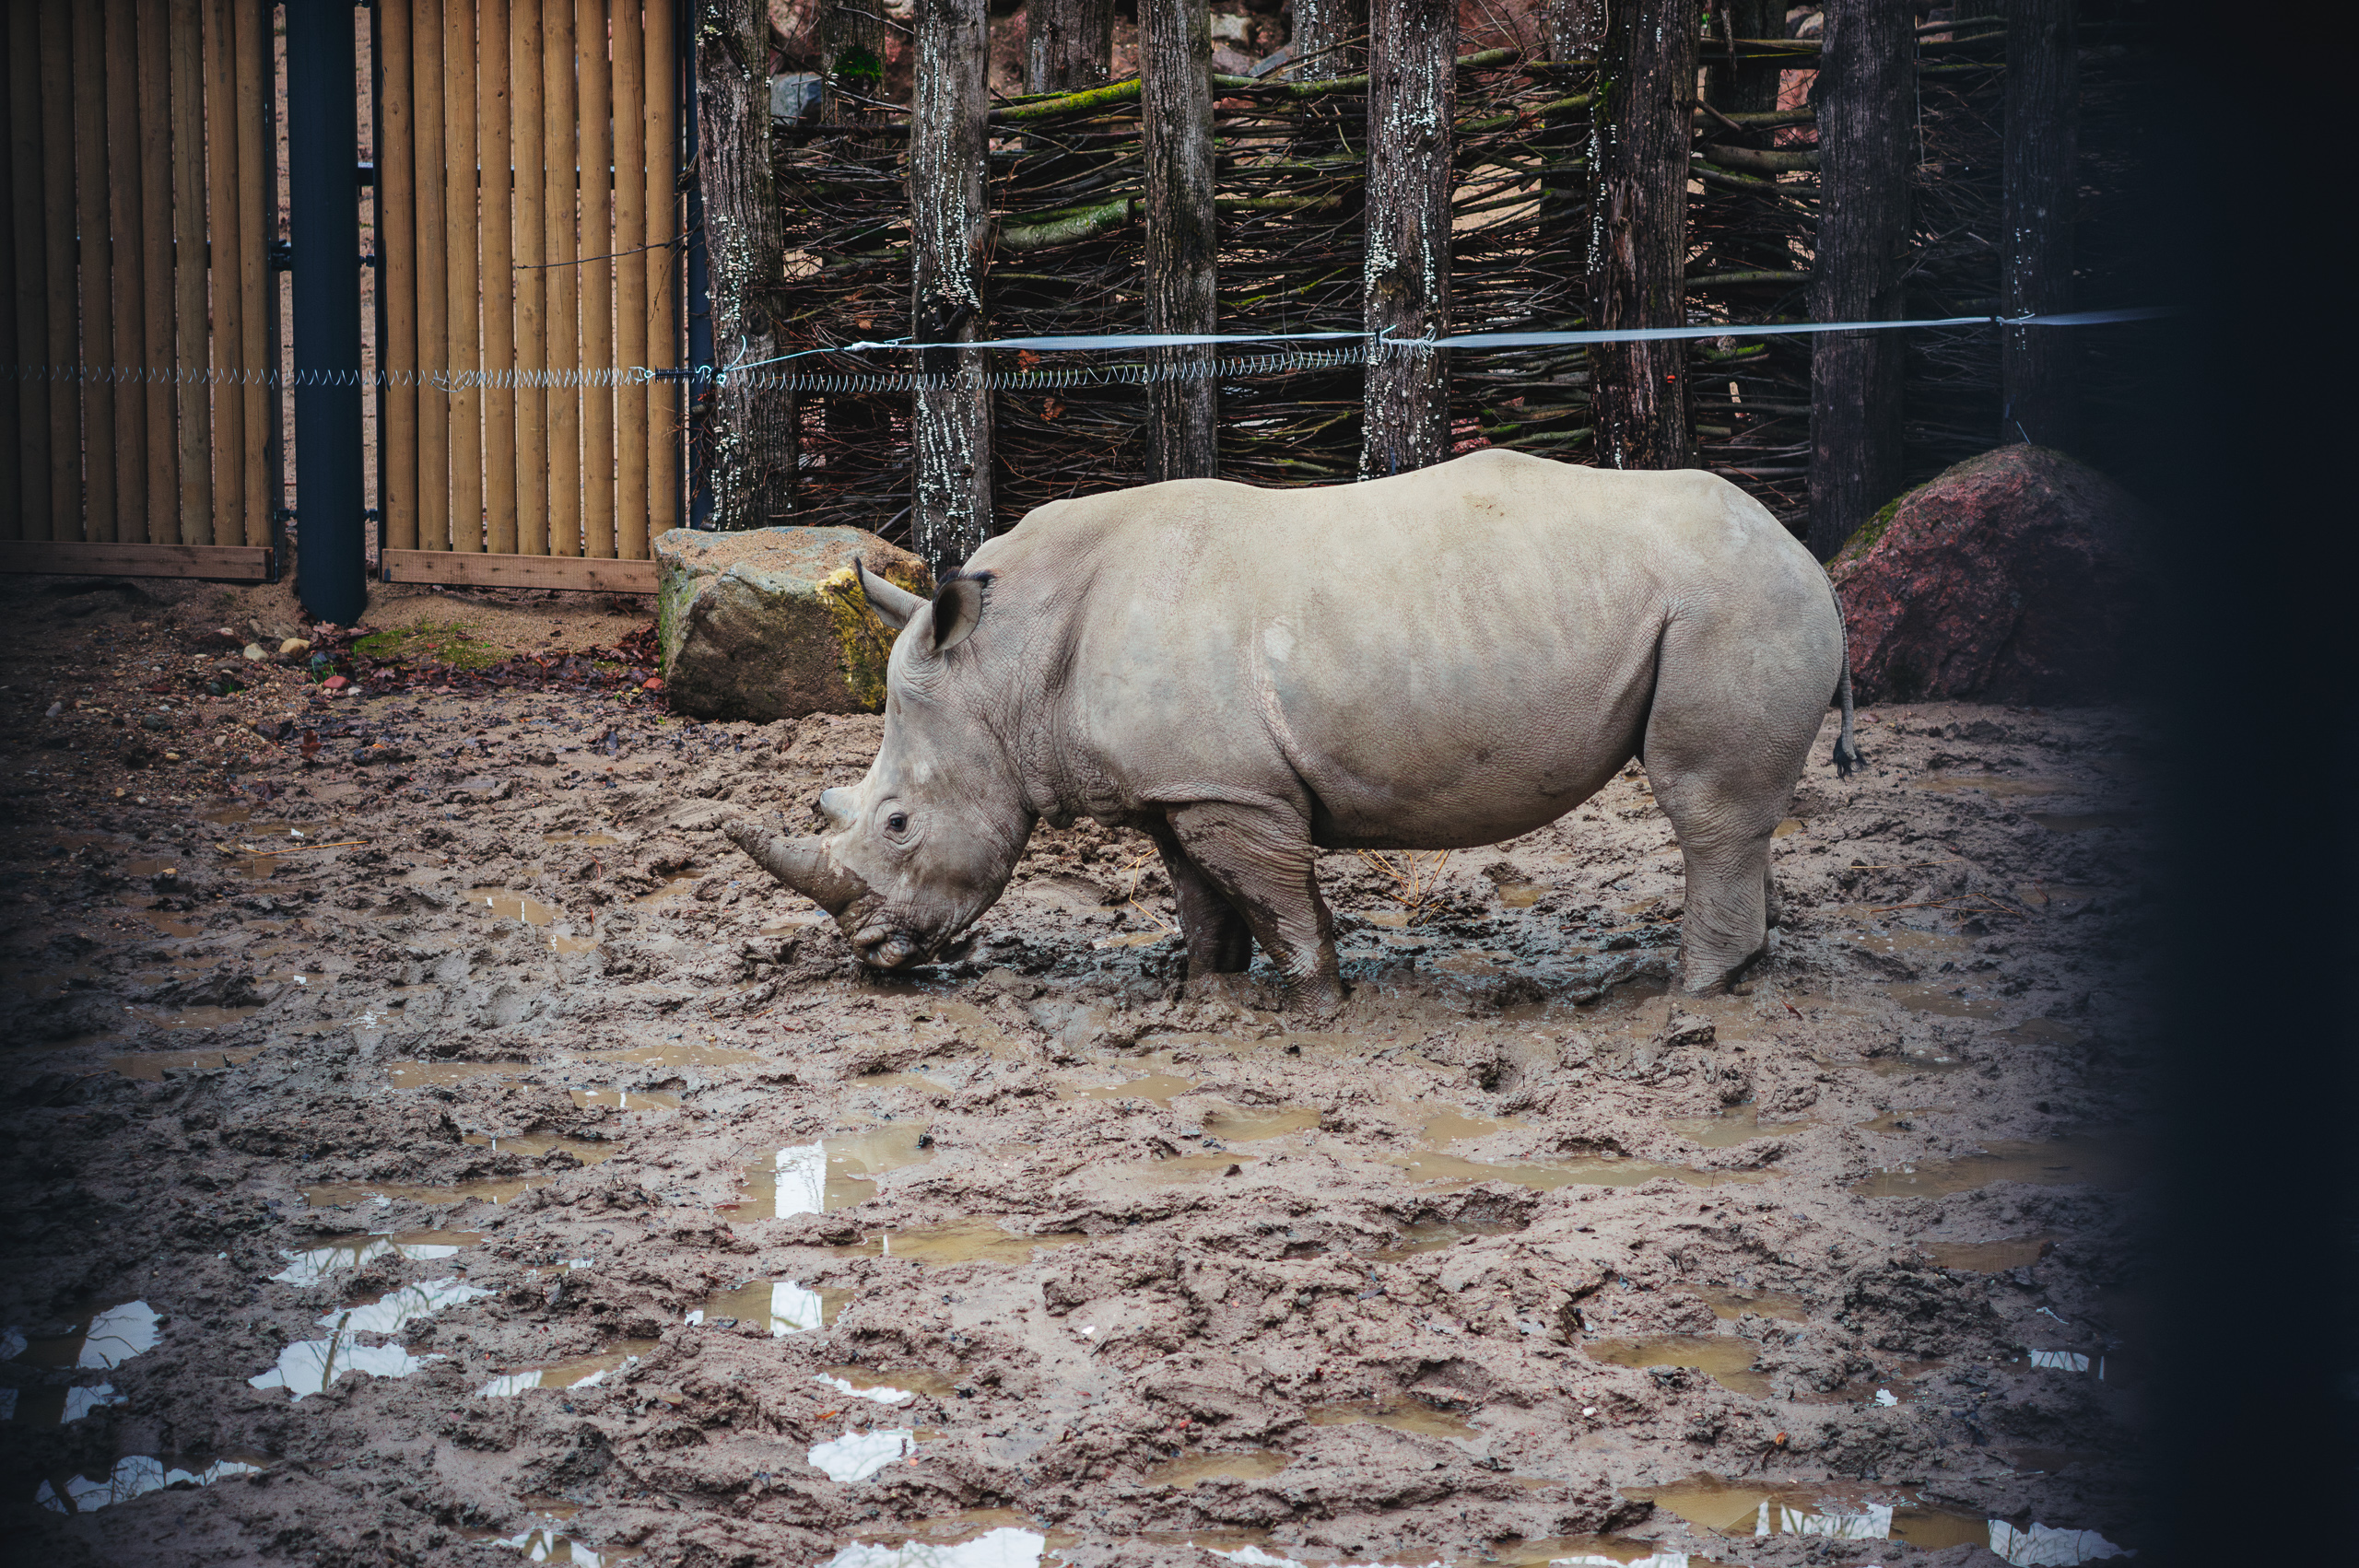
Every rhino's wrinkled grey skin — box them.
[731,449,1854,1016]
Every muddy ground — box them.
[0,571,2156,1568]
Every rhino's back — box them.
[979,451,1836,844]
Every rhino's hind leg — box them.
[1165,802,1344,1018]
[1146,825,1254,977]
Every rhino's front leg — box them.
[1165,801,1344,1018]
[1145,825,1254,977]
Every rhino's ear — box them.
[929,571,991,654]
[856,556,926,631]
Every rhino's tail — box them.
[1827,575,1865,778]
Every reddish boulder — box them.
[1829,444,2152,706]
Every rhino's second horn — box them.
[724,818,869,916]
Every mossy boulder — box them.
[1828,444,2153,706]
[653,527,933,721]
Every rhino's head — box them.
[726,558,1030,971]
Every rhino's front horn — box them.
[724,818,869,916]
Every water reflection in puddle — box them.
[1145,1449,1292,1486]
[36,1454,266,1515]
[478,1340,659,1398]
[492,1525,628,1566]
[389,1059,531,1089]
[1850,1134,2142,1198]
[1585,1336,1770,1396]
[466,888,557,925]
[820,1526,1045,1568]
[1306,1399,1476,1437]
[687,1278,846,1335]
[734,1128,936,1216]
[272,1231,481,1286]
[14,1300,160,1370]
[249,1336,435,1398]
[1483,1536,1723,1568]
[569,1087,680,1112]
[832,1220,1087,1268]
[818,1363,960,1403]
[1661,1106,1809,1149]
[809,1428,916,1482]
[1626,1476,1989,1551]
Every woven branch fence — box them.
[760,16,2161,550]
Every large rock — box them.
[1829,445,2152,706]
[654,527,933,720]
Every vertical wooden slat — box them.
[379,0,418,553]
[204,0,246,548]
[444,1,483,551]
[38,2,76,542]
[910,0,992,572]
[3,6,40,541]
[543,0,580,557]
[411,0,449,549]
[0,19,15,541]
[1359,0,1455,480]
[170,0,211,547]
[511,0,547,554]
[2001,0,2079,451]
[72,2,116,543]
[232,0,272,545]
[105,0,149,543]
[136,0,177,545]
[579,0,616,559]
[479,0,517,554]
[613,0,648,560]
[643,0,680,550]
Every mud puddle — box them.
[568,1087,681,1111]
[1886,982,2005,1019]
[810,1426,920,1481]
[1385,1149,1767,1192]
[1627,1474,1989,1550]
[272,1230,482,1286]
[11,1300,159,1370]
[1360,1219,1526,1260]
[1145,1449,1293,1486]
[1925,1236,2055,1270]
[1305,1399,1478,1437]
[817,1363,962,1403]
[1851,1133,2142,1198]
[731,1126,936,1217]
[478,1340,660,1398]
[829,1220,1088,1268]
[1691,1285,1811,1321]
[686,1277,848,1334]
[825,1524,1049,1567]
[464,888,557,925]
[1661,1106,1809,1148]
[1583,1336,1770,1396]
[36,1454,268,1515]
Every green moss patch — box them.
[350,623,505,672]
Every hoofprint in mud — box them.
[0,568,2151,1566]
[734,451,1858,1019]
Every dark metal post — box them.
[285,0,366,623]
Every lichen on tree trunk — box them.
[1359,0,1454,480]
[910,0,993,575]
[695,0,794,529]
[1143,0,1217,482]
[2001,0,2079,451]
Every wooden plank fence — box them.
[374,0,684,592]
[0,0,276,577]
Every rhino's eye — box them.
[886,812,910,835]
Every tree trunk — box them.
[2001,0,2078,451]
[1588,0,1696,471]
[1806,0,1911,560]
[696,0,793,528]
[1707,0,1785,114]
[1544,0,1602,59]
[910,0,992,573]
[1359,0,1453,480]
[1027,0,1110,93]
[1143,0,1216,482]
[1292,0,1367,78]
[824,1,887,128]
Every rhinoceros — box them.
[727,449,1857,1016]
